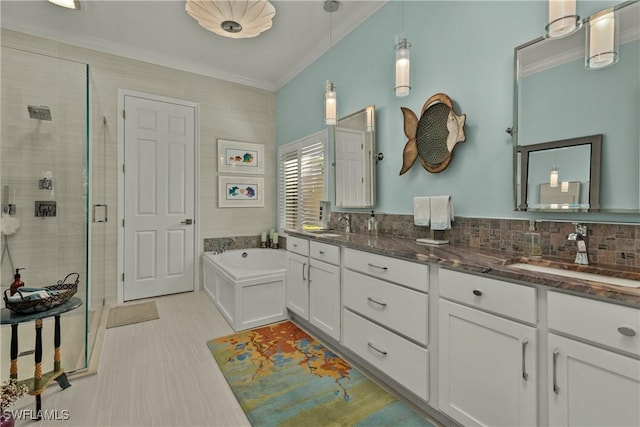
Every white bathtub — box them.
[202,249,288,331]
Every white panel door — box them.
[286,252,309,319]
[309,258,341,341]
[548,333,640,427]
[335,128,365,207]
[439,299,537,427]
[124,95,195,300]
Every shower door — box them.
[1,47,89,378]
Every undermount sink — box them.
[507,263,640,288]
[305,229,343,237]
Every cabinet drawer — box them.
[287,236,309,256]
[310,241,340,265]
[343,248,429,292]
[439,268,537,324]
[343,269,428,346]
[548,291,640,355]
[343,309,429,401]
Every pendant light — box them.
[586,9,618,70]
[324,1,338,126]
[545,0,581,39]
[550,165,559,187]
[395,2,411,97]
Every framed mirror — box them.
[518,134,601,211]
[513,1,639,212]
[334,105,376,208]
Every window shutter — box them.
[278,130,327,232]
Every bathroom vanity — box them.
[285,230,639,427]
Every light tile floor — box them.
[10,291,250,427]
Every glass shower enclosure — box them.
[1,47,106,380]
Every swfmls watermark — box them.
[3,409,70,421]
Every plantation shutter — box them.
[278,130,327,232]
[300,141,325,228]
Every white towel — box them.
[430,196,454,230]
[413,197,431,226]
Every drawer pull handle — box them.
[302,263,307,281]
[552,350,560,395]
[522,339,529,381]
[367,342,388,356]
[319,250,325,255]
[367,297,388,308]
[618,326,636,337]
[472,289,483,296]
[368,263,388,271]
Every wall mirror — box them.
[334,105,376,208]
[513,1,639,212]
[518,134,601,211]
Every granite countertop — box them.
[286,230,640,307]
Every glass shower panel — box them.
[1,47,89,380]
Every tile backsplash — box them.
[327,213,639,267]
[206,214,637,268]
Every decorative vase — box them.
[0,412,15,427]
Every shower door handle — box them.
[181,219,193,225]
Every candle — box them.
[272,232,278,244]
[261,231,267,242]
[270,228,275,238]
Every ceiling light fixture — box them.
[324,0,339,126]
[185,0,276,39]
[545,0,581,39]
[395,1,411,97]
[586,8,618,70]
[48,0,80,10]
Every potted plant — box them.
[1,379,28,427]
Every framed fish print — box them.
[218,139,264,175]
[218,176,264,208]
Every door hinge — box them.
[122,218,125,227]
[122,164,125,173]
[122,110,126,120]
[122,273,125,282]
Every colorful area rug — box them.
[207,321,434,427]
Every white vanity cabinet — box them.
[438,268,538,427]
[547,291,640,427]
[286,236,341,341]
[342,248,430,401]
[309,241,341,341]
[286,236,310,318]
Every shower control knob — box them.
[181,219,193,225]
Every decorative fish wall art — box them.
[399,93,466,175]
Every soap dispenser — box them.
[524,220,542,257]
[367,211,378,235]
[10,268,25,296]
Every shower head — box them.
[27,105,52,121]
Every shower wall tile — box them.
[3,28,276,303]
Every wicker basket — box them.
[3,273,79,314]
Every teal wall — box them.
[276,1,639,223]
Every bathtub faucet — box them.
[218,237,235,253]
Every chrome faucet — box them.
[217,237,235,254]
[337,214,351,233]
[567,223,588,265]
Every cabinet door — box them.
[309,259,341,341]
[286,252,309,319]
[439,299,537,427]
[548,333,640,427]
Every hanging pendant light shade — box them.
[395,36,411,97]
[550,165,559,187]
[546,0,580,39]
[586,9,618,69]
[324,1,339,126]
[185,0,276,39]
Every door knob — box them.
[181,219,193,225]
